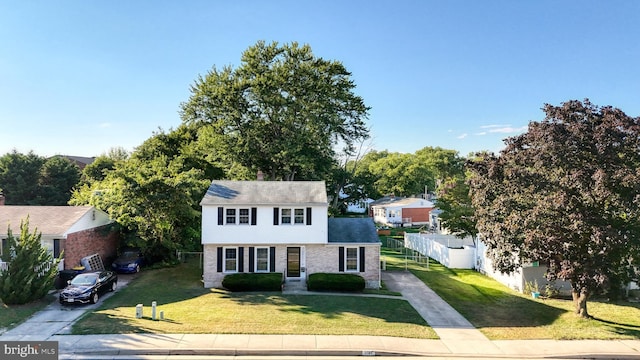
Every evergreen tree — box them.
[0,218,59,305]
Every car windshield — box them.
[120,251,139,259]
[70,273,98,286]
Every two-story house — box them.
[200,180,380,289]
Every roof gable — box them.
[200,180,328,206]
[0,206,100,236]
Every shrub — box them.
[307,273,365,292]
[222,273,283,291]
[0,218,60,305]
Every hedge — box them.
[222,273,283,291]
[307,273,365,292]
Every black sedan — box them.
[59,271,117,305]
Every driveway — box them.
[0,272,138,340]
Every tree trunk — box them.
[572,289,590,318]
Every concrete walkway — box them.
[2,271,640,359]
[382,271,503,355]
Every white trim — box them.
[225,208,251,225]
[279,208,306,225]
[255,246,269,272]
[345,246,359,272]
[223,246,238,273]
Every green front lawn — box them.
[382,248,640,340]
[0,295,53,332]
[71,262,436,338]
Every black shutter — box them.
[273,207,279,225]
[249,247,255,273]
[216,247,223,272]
[338,246,344,272]
[359,247,365,272]
[217,207,224,225]
[53,239,61,258]
[251,207,257,225]
[238,247,244,272]
[269,246,276,272]
[1,238,7,259]
[306,207,312,225]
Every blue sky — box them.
[1,1,638,158]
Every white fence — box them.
[0,259,63,274]
[404,233,475,269]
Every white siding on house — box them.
[64,209,112,235]
[202,205,328,245]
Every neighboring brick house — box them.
[0,206,119,270]
[200,180,381,289]
[370,196,435,227]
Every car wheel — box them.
[110,281,117,292]
[135,264,140,273]
[91,292,99,304]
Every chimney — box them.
[256,170,264,181]
[0,193,4,206]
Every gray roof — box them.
[328,217,380,244]
[200,180,328,206]
[0,206,94,236]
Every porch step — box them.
[282,280,307,293]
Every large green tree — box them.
[180,41,370,181]
[468,100,640,318]
[38,156,81,205]
[0,218,60,305]
[0,151,80,205]
[71,126,215,261]
[435,173,477,239]
[0,151,45,204]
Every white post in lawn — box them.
[136,304,143,319]
[152,301,157,320]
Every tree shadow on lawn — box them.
[408,267,640,337]
[220,291,428,326]
[587,299,640,337]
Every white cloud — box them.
[480,124,509,129]
[475,132,487,136]
[488,126,527,134]
[456,133,468,139]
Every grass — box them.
[0,295,54,332]
[381,248,640,340]
[71,261,436,338]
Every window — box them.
[224,247,238,272]
[346,247,358,272]
[239,209,249,224]
[255,247,269,272]
[226,209,236,224]
[222,208,252,225]
[281,209,292,224]
[274,207,311,225]
[281,208,304,225]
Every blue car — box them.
[111,249,144,273]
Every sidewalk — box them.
[2,271,640,359]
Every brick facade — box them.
[401,207,432,223]
[63,224,119,270]
[203,243,380,289]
